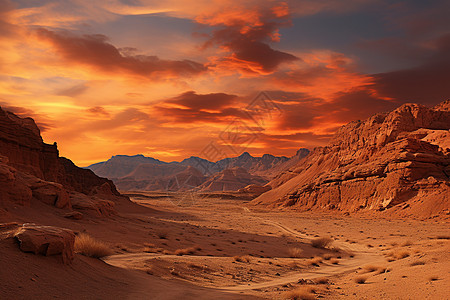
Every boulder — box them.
[63,211,83,220]
[31,181,70,209]
[14,223,75,264]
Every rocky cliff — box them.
[253,101,450,217]
[0,107,129,216]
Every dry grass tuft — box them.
[329,258,339,265]
[74,233,113,258]
[314,277,329,284]
[308,257,323,266]
[363,265,383,273]
[410,260,426,266]
[174,245,201,256]
[288,247,304,258]
[386,249,410,261]
[311,237,333,249]
[322,253,333,260]
[157,231,168,239]
[234,255,252,263]
[354,276,368,284]
[284,286,316,300]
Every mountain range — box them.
[86,150,310,192]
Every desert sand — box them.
[2,190,448,299]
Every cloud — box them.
[368,33,450,106]
[198,3,299,75]
[35,28,207,80]
[56,83,89,97]
[155,91,245,124]
[86,106,110,117]
[0,102,53,132]
[164,90,237,110]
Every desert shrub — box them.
[410,260,426,266]
[288,247,304,258]
[314,277,329,284]
[157,231,168,239]
[311,237,333,249]
[174,245,201,256]
[329,258,339,265]
[387,249,410,261]
[234,255,251,263]
[354,276,367,284]
[322,253,333,260]
[284,286,316,300]
[428,276,439,281]
[308,257,323,266]
[74,233,113,258]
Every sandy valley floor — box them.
[1,191,449,299]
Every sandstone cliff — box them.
[253,101,450,217]
[0,107,130,216]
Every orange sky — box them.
[1,0,449,166]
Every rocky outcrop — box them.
[253,101,450,217]
[14,223,75,264]
[0,106,130,215]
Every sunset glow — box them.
[1,0,449,165]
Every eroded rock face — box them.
[14,224,75,264]
[0,106,130,215]
[253,101,450,217]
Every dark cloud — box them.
[86,106,110,117]
[156,91,247,124]
[35,29,207,80]
[369,33,450,106]
[199,5,299,74]
[0,0,17,39]
[165,91,237,110]
[0,102,53,132]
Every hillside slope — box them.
[252,101,450,218]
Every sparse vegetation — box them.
[410,260,426,266]
[387,249,410,261]
[233,255,251,263]
[428,276,439,281]
[174,245,201,256]
[284,286,317,300]
[288,247,304,258]
[329,258,339,265]
[311,237,333,249]
[355,276,368,284]
[74,233,113,258]
[308,257,323,266]
[157,231,168,239]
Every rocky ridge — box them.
[253,101,450,217]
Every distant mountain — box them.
[88,154,166,178]
[198,167,268,192]
[86,151,303,192]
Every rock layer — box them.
[0,107,130,215]
[253,101,450,217]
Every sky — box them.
[0,0,449,166]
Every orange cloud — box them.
[198,3,298,75]
[35,28,207,81]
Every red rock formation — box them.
[253,101,450,217]
[14,223,75,264]
[0,107,130,214]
